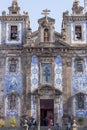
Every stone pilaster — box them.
[62,57,68,113]
[54,96,59,123]
[26,55,32,117]
[66,57,72,98]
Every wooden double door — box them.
[40,99,54,126]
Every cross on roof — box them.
[41,9,50,18]
[74,0,79,3]
[13,0,17,2]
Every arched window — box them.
[8,93,17,110]
[5,94,20,116]
[44,28,49,42]
[76,93,85,109]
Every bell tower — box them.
[84,0,87,13]
[8,0,20,15]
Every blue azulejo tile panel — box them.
[73,93,87,117]
[58,96,63,118]
[54,55,62,91]
[72,58,87,95]
[5,96,21,117]
[31,55,38,92]
[72,74,87,95]
[4,74,22,95]
[7,110,18,117]
[76,110,87,117]
[55,55,62,65]
[31,95,36,118]
[32,55,38,64]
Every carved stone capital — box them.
[66,58,72,66]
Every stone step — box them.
[0,126,87,130]
[0,127,25,130]
[40,126,55,130]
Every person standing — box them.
[67,121,71,130]
[45,116,48,126]
[55,122,59,130]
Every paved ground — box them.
[0,126,87,130]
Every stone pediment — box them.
[38,16,55,24]
[32,85,62,96]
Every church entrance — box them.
[40,99,54,126]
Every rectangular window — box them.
[10,26,18,40]
[75,26,82,40]
[41,63,52,84]
[75,59,83,73]
[8,58,18,73]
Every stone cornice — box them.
[0,44,87,58]
[0,45,23,50]
[0,15,28,21]
[63,15,87,22]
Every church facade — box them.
[0,0,87,126]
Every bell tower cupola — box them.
[84,0,87,13]
[8,0,20,15]
[72,0,83,15]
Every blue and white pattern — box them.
[58,96,63,118]
[31,95,36,118]
[5,57,22,117]
[5,96,20,117]
[31,55,38,92]
[73,96,87,117]
[6,57,21,74]
[72,58,87,117]
[4,74,22,95]
[72,58,87,95]
[54,55,62,91]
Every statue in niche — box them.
[44,28,49,42]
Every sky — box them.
[0,0,84,33]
